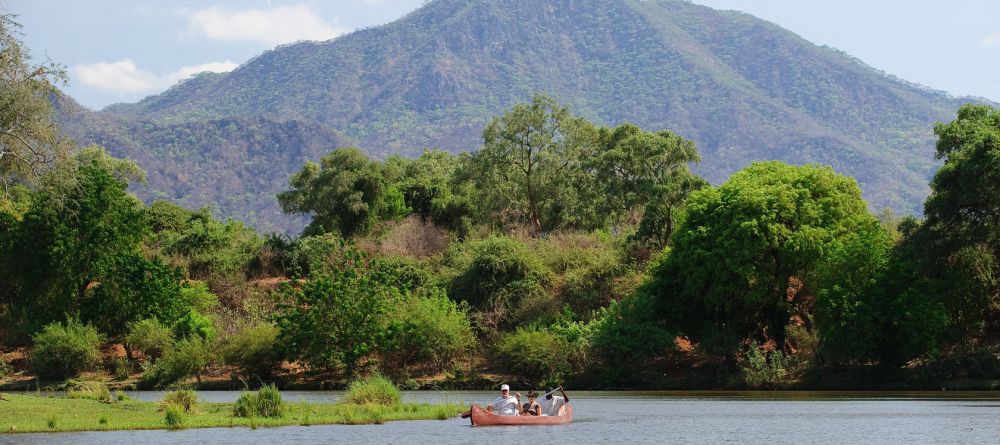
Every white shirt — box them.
[539,395,566,416]
[489,395,521,416]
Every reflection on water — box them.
[4,391,1000,445]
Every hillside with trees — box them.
[56,0,988,232]
[4,7,998,393]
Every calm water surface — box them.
[3,391,999,444]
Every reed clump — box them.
[233,384,284,418]
[164,406,185,429]
[65,381,113,403]
[161,389,198,413]
[342,374,400,406]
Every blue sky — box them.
[7,0,1000,109]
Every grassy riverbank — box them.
[0,393,463,433]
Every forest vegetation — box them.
[2,13,999,392]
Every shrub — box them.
[446,236,553,334]
[382,290,474,375]
[161,389,198,412]
[560,251,632,317]
[233,384,284,418]
[125,318,174,361]
[66,381,113,402]
[588,293,676,384]
[164,405,185,429]
[274,248,401,375]
[740,341,789,388]
[179,281,220,313]
[0,355,11,378]
[112,357,132,381]
[146,336,212,385]
[447,236,552,311]
[219,322,281,379]
[343,374,400,406]
[495,328,572,387]
[173,310,216,341]
[30,320,104,380]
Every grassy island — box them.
[1,377,463,434]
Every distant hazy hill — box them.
[59,0,985,233]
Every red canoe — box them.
[468,403,573,426]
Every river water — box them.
[3,391,999,444]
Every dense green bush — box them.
[145,336,212,385]
[30,321,104,380]
[150,204,264,282]
[740,342,789,388]
[179,281,220,313]
[126,318,174,362]
[274,248,402,375]
[219,321,281,379]
[382,290,474,374]
[233,384,284,418]
[447,236,552,330]
[343,374,401,406]
[173,310,216,341]
[495,328,572,387]
[588,292,676,385]
[559,249,630,317]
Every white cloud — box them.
[73,59,237,95]
[187,5,347,46]
[981,33,1000,47]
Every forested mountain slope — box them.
[59,0,984,232]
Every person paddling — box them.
[538,386,569,416]
[485,384,521,416]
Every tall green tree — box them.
[919,104,1000,342]
[1,149,182,341]
[386,149,473,233]
[273,247,402,376]
[473,94,600,235]
[593,123,707,246]
[646,161,874,355]
[278,147,408,237]
[0,14,68,195]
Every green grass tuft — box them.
[233,384,283,418]
[164,406,185,429]
[161,389,198,413]
[343,374,401,406]
[66,381,113,403]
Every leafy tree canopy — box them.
[473,94,601,235]
[278,147,408,237]
[0,14,68,194]
[646,161,874,354]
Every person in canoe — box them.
[521,391,541,416]
[485,384,521,416]
[538,386,569,416]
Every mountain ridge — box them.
[57,0,987,232]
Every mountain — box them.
[58,0,985,233]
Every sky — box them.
[6,0,1000,110]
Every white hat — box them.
[500,384,510,391]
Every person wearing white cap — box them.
[485,383,521,416]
